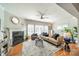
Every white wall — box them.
[0,5,4,41]
[4,11,26,39]
[4,11,50,38]
[0,5,4,31]
[4,11,50,45]
[3,11,27,46]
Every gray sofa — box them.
[40,35,64,46]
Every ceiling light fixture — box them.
[11,17,19,24]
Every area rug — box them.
[22,40,62,56]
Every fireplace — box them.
[12,31,24,46]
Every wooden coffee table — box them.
[53,43,79,56]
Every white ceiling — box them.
[0,3,78,26]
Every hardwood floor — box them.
[7,43,23,56]
[54,43,79,56]
[7,41,79,56]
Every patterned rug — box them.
[22,40,62,56]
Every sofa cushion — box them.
[52,33,60,40]
[41,32,49,37]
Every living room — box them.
[0,3,79,56]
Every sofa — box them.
[40,35,64,46]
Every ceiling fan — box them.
[36,9,49,19]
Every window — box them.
[28,24,48,36]
[28,24,34,36]
[44,26,48,33]
[35,25,48,35]
[35,25,44,35]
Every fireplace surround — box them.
[12,31,24,46]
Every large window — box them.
[28,24,48,36]
[28,24,34,36]
[35,25,44,35]
[44,26,48,33]
[35,25,48,35]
